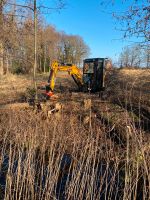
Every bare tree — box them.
[0,0,5,75]
[101,0,150,47]
[119,47,130,68]
[116,0,150,46]
[39,25,60,73]
[119,44,149,68]
[144,47,150,68]
[57,33,90,65]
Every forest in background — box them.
[0,0,90,75]
[0,0,150,76]
[118,45,150,68]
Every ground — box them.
[0,69,150,199]
[1,69,149,135]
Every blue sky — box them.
[44,0,139,62]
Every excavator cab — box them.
[83,58,106,92]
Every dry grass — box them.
[0,107,149,199]
[0,74,32,105]
[0,72,77,106]
[117,69,150,95]
[0,70,150,199]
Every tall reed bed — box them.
[0,108,149,200]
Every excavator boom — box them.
[47,61,83,95]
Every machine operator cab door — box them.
[83,58,106,92]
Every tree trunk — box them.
[39,56,42,72]
[6,51,10,74]
[44,46,46,73]
[146,50,150,68]
[34,0,38,100]
[0,43,4,75]
[0,0,4,75]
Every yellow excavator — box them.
[45,58,112,97]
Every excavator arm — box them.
[46,61,83,96]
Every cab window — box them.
[83,62,94,73]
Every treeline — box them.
[0,1,90,75]
[118,45,150,68]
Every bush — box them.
[11,61,25,74]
